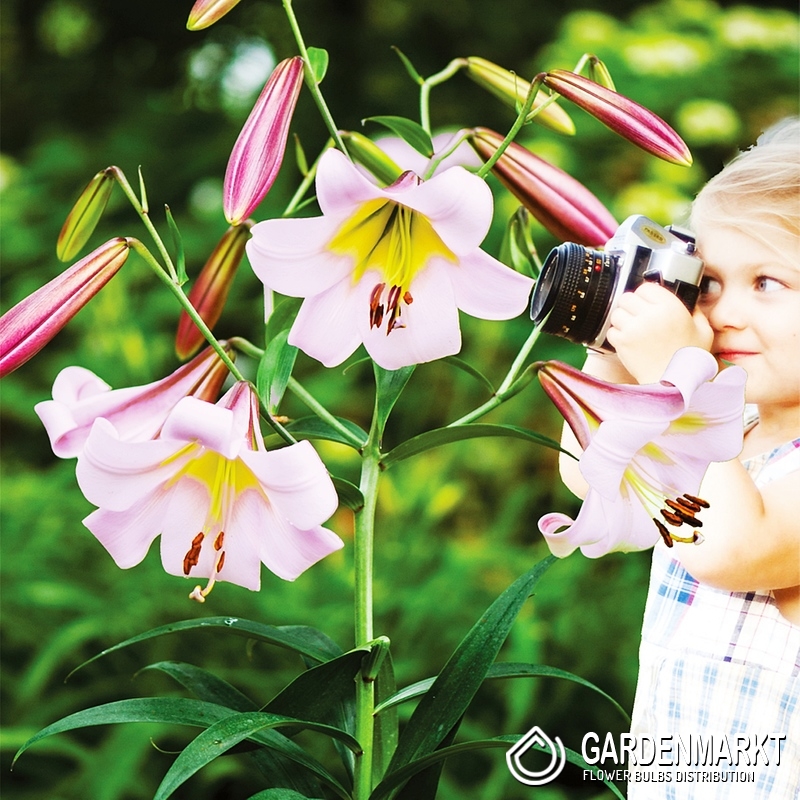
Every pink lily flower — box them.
[223,56,305,225]
[246,148,534,370]
[0,238,130,378]
[35,344,233,459]
[537,348,746,558]
[76,381,342,598]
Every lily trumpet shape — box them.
[224,56,305,225]
[175,223,253,359]
[35,343,233,458]
[470,128,617,246]
[76,381,343,597]
[246,147,533,370]
[537,348,746,557]
[542,70,693,167]
[0,238,131,378]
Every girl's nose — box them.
[705,288,746,330]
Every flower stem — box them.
[353,429,381,799]
[110,167,179,283]
[419,58,467,134]
[475,74,545,179]
[449,323,543,426]
[281,0,348,156]
[128,239,297,444]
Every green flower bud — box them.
[186,0,243,30]
[56,168,116,262]
[339,131,404,184]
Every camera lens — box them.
[529,242,617,345]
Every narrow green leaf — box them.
[306,47,329,83]
[371,736,626,800]
[382,423,564,467]
[248,791,324,800]
[373,651,398,785]
[67,618,343,679]
[386,558,555,773]
[390,46,424,85]
[442,356,495,393]
[332,476,364,511]
[373,363,414,440]
[294,134,310,176]
[394,717,461,800]
[284,415,368,448]
[375,662,629,722]
[266,296,303,341]
[138,165,149,213]
[362,116,434,158]
[153,711,361,800]
[138,661,257,712]
[164,204,187,285]
[257,330,299,413]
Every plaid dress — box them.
[628,437,800,799]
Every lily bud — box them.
[56,168,116,262]
[339,131,404,184]
[186,0,243,30]
[470,127,617,245]
[543,70,693,166]
[464,57,575,136]
[224,56,305,225]
[175,222,253,360]
[0,238,131,378]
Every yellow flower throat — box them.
[328,198,457,334]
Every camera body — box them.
[529,215,704,352]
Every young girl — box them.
[560,118,800,797]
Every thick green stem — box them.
[449,323,543,426]
[282,0,348,155]
[353,436,381,799]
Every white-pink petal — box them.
[315,148,387,216]
[449,248,533,320]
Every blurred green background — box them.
[1,0,798,798]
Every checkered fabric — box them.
[628,438,800,799]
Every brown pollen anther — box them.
[660,509,685,527]
[653,518,674,548]
[683,493,710,509]
[214,531,225,551]
[183,532,204,575]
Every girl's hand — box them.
[606,282,714,384]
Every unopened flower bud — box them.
[175,222,253,360]
[186,0,243,30]
[56,168,116,262]
[465,57,575,136]
[543,70,692,166]
[224,56,305,225]
[470,128,617,245]
[1,239,131,377]
[339,131,404,184]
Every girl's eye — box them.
[699,275,722,298]
[755,276,783,293]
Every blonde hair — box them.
[690,118,800,250]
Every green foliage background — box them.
[1,0,798,798]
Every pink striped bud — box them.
[223,56,305,225]
[465,57,575,136]
[186,0,243,30]
[543,70,692,166]
[56,167,116,262]
[469,128,617,246]
[1,238,131,378]
[175,222,252,360]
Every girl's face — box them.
[696,224,800,409]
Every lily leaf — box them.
[373,363,415,441]
[390,46,424,85]
[332,476,365,511]
[286,415,369,448]
[375,661,629,722]
[370,735,626,800]
[362,116,434,158]
[385,557,555,773]
[66,618,343,679]
[442,356,494,393]
[139,661,256,711]
[153,711,361,800]
[306,47,329,83]
[257,329,298,413]
[247,791,324,800]
[164,204,188,285]
[382,423,564,467]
